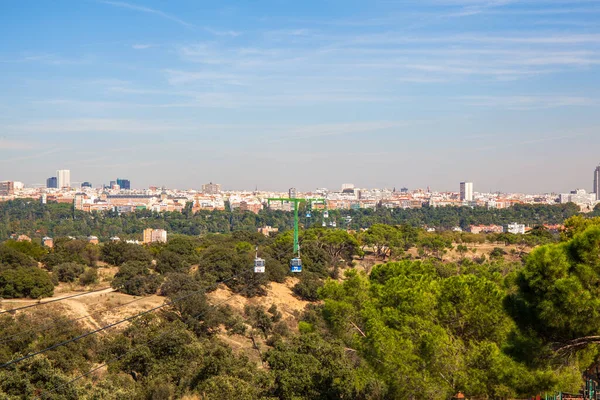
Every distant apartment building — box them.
[507,223,526,235]
[202,182,221,195]
[268,201,293,212]
[237,200,263,214]
[81,182,93,189]
[87,236,99,245]
[460,182,473,202]
[595,165,600,201]
[258,226,279,236]
[42,237,54,248]
[16,234,31,242]
[46,177,58,189]
[468,224,504,234]
[117,178,131,190]
[559,189,596,205]
[57,169,71,189]
[0,181,15,196]
[289,187,297,199]
[74,193,86,211]
[143,228,167,244]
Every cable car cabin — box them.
[306,211,312,218]
[322,221,326,227]
[323,211,329,218]
[290,258,302,273]
[254,258,266,273]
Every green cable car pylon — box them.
[267,196,326,273]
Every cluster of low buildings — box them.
[462,223,564,235]
[2,170,600,215]
[35,228,168,248]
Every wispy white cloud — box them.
[0,139,35,150]
[267,121,422,142]
[0,148,64,164]
[346,32,600,45]
[132,44,154,50]
[164,69,248,86]
[486,6,600,15]
[445,0,515,17]
[98,1,194,29]
[204,27,242,37]
[457,95,599,109]
[0,53,90,65]
[468,131,594,151]
[3,118,196,134]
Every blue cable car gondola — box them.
[306,211,311,218]
[290,257,302,273]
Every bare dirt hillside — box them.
[1,275,308,343]
[0,288,165,331]
[208,277,309,319]
[208,278,310,365]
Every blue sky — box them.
[1,0,599,192]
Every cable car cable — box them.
[35,272,254,399]
[0,294,151,346]
[0,272,247,369]
[0,286,116,315]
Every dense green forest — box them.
[0,199,588,241]
[2,215,600,398]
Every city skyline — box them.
[5,165,600,196]
[4,164,600,194]
[1,1,600,191]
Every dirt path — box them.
[61,299,103,331]
[0,288,116,307]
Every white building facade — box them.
[460,181,473,202]
[57,169,71,189]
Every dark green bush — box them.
[113,261,162,296]
[79,268,98,286]
[55,262,85,283]
[0,267,54,298]
[101,242,152,266]
[292,274,323,301]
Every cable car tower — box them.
[267,196,326,272]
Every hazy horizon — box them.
[1,0,599,193]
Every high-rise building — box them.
[46,177,58,189]
[289,187,297,199]
[594,165,600,201]
[202,182,221,195]
[460,181,474,202]
[0,181,15,196]
[56,169,71,189]
[116,178,131,190]
[81,182,92,189]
